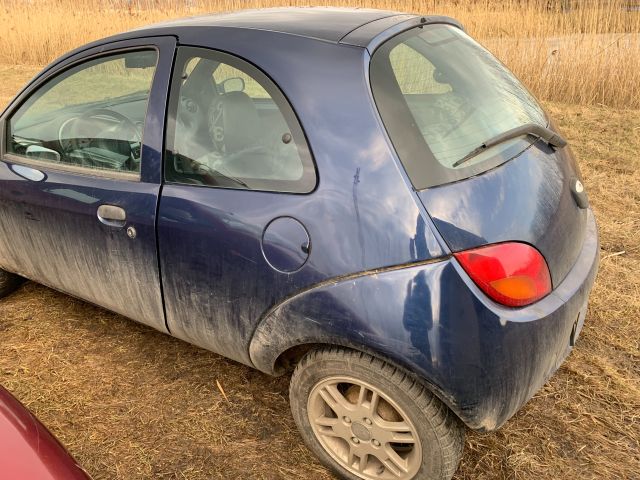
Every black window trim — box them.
[164,45,318,194]
[1,45,161,183]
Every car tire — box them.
[290,346,464,480]
[0,269,24,298]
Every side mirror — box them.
[26,145,61,163]
[221,77,245,93]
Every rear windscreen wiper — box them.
[452,123,567,168]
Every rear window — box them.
[370,24,547,189]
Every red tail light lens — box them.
[453,242,552,307]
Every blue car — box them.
[0,8,598,480]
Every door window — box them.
[6,50,158,177]
[166,48,316,193]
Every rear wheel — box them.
[290,347,464,480]
[0,269,24,298]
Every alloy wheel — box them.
[307,376,422,480]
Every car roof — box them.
[134,7,415,44]
[19,7,462,101]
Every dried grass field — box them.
[0,1,639,479]
[1,0,639,108]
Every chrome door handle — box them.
[97,205,126,228]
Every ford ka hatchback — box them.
[0,8,599,480]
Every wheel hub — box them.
[351,422,371,441]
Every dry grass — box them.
[0,1,639,478]
[0,57,639,478]
[0,0,639,107]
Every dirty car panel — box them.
[0,37,176,330]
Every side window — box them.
[7,50,158,177]
[166,48,316,193]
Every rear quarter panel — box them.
[250,211,599,430]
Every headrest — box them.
[208,91,262,155]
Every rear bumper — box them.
[441,209,599,430]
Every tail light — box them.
[453,242,552,307]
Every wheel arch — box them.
[259,337,465,429]
[247,258,483,430]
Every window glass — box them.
[166,48,315,193]
[371,25,547,189]
[389,43,452,95]
[7,50,158,176]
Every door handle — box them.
[97,205,127,228]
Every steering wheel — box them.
[177,95,202,129]
[59,108,141,155]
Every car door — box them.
[158,47,318,364]
[0,37,175,331]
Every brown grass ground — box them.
[0,65,639,479]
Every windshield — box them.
[370,24,547,189]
